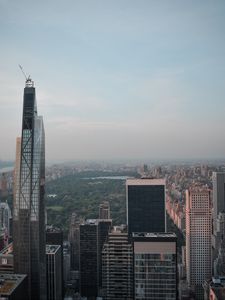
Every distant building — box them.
[0,273,28,299]
[97,219,112,292]
[186,185,212,299]
[212,172,225,236]
[102,229,133,299]
[46,245,62,300]
[68,213,82,271]
[132,232,177,300]
[63,242,71,283]
[99,201,110,219]
[126,178,166,235]
[212,172,225,275]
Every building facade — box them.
[13,78,46,300]
[80,220,98,298]
[79,219,111,298]
[102,230,133,300]
[133,232,177,300]
[99,201,110,219]
[46,245,62,300]
[212,172,225,275]
[126,178,166,235]
[46,226,64,297]
[68,213,81,271]
[186,185,212,299]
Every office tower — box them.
[186,185,212,299]
[46,226,64,296]
[102,229,133,300]
[212,172,225,272]
[46,245,62,300]
[133,232,177,300]
[97,219,112,293]
[68,213,81,271]
[79,219,111,298]
[126,178,166,235]
[63,242,71,283]
[0,274,28,299]
[13,78,46,300]
[80,220,98,298]
[212,172,225,229]
[99,201,110,219]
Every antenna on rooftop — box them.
[18,65,34,87]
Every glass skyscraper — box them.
[13,78,46,300]
[133,232,177,300]
[126,178,166,236]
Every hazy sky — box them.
[1,0,225,162]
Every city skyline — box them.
[1,1,225,162]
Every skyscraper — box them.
[132,232,177,300]
[68,212,81,271]
[186,185,212,299]
[46,245,62,300]
[99,201,110,219]
[102,229,133,300]
[79,219,111,298]
[212,172,225,272]
[126,178,166,235]
[80,220,98,298]
[13,78,46,300]
[212,172,225,227]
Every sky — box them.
[0,0,225,162]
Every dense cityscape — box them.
[1,1,225,299]
[0,78,225,300]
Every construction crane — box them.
[19,65,33,87]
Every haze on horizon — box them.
[0,0,225,162]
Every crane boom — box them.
[19,64,28,80]
[18,65,33,87]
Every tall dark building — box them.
[13,78,46,300]
[97,219,112,292]
[79,219,111,298]
[126,178,166,235]
[46,245,62,300]
[80,220,98,298]
[212,172,225,273]
[68,213,82,271]
[46,226,64,296]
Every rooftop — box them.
[132,232,177,238]
[188,184,210,193]
[46,244,61,254]
[0,274,26,295]
[84,219,98,225]
[126,178,165,186]
[0,243,13,255]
